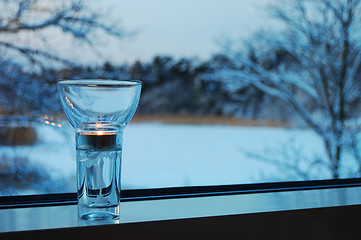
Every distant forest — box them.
[0,54,290,122]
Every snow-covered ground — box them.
[3,121,343,195]
[123,123,328,189]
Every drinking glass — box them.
[57,79,141,220]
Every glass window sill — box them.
[1,185,361,238]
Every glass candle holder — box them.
[57,79,141,220]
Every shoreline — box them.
[132,114,291,127]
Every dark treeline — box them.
[46,55,286,119]
[0,54,290,121]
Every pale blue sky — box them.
[63,0,277,65]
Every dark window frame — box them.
[1,178,361,209]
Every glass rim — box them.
[57,79,142,87]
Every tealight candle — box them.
[76,130,121,151]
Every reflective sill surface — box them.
[1,185,361,233]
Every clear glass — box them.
[57,79,141,220]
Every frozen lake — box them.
[123,123,328,188]
[2,121,342,196]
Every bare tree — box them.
[0,0,125,68]
[206,0,361,178]
[0,0,127,115]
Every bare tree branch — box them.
[0,41,74,65]
[0,0,129,114]
[0,0,127,67]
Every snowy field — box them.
[4,121,357,195]
[123,123,327,188]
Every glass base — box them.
[79,205,120,220]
